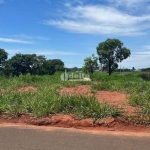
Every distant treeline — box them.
[0,48,64,77]
[66,67,82,72]
[140,68,150,72]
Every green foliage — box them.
[50,59,64,71]
[0,49,66,76]
[1,70,150,124]
[0,48,8,75]
[0,74,121,120]
[96,38,131,75]
[141,67,150,72]
[2,53,64,76]
[37,60,56,75]
[3,53,46,76]
[0,48,8,65]
[90,72,150,124]
[138,73,150,81]
[83,54,98,74]
[132,67,135,71]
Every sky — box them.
[0,0,150,69]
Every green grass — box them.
[91,71,150,124]
[0,73,120,121]
[0,71,150,125]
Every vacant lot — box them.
[0,72,150,131]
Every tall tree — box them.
[38,60,56,75]
[50,59,64,71]
[4,54,46,76]
[83,54,98,74]
[132,67,135,71]
[0,48,8,66]
[0,48,8,75]
[96,38,131,75]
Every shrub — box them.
[138,73,150,81]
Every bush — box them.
[138,73,150,81]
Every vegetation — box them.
[0,49,64,77]
[82,54,98,74]
[96,38,131,75]
[0,48,8,65]
[0,71,150,125]
[91,71,150,124]
[0,73,120,121]
[0,44,150,126]
[138,72,150,81]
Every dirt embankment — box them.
[0,114,150,133]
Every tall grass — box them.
[1,72,150,124]
[91,72,150,124]
[0,74,121,121]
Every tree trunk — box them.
[108,61,112,75]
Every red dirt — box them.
[60,85,91,96]
[0,114,150,133]
[60,85,128,105]
[60,85,140,117]
[96,91,127,106]
[0,85,148,133]
[17,86,37,92]
[95,91,139,116]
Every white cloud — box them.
[143,45,150,50]
[6,49,85,56]
[12,34,50,40]
[0,37,33,44]
[108,0,149,8]
[120,50,150,69]
[35,50,84,55]
[43,4,150,35]
[0,34,50,44]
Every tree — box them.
[132,67,135,71]
[96,38,131,75]
[50,59,64,71]
[82,54,98,74]
[72,67,78,72]
[4,53,46,76]
[0,48,8,65]
[38,60,56,75]
[0,48,8,75]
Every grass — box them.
[91,71,150,124]
[0,71,150,125]
[0,73,120,121]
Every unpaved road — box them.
[0,124,150,150]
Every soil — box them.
[17,86,37,92]
[60,85,91,95]
[0,114,150,133]
[0,85,149,134]
[60,85,139,116]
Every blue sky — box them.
[0,0,150,69]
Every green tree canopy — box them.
[4,53,46,76]
[50,59,64,71]
[38,59,56,75]
[1,51,65,76]
[96,38,131,75]
[0,48,8,65]
[82,54,98,74]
